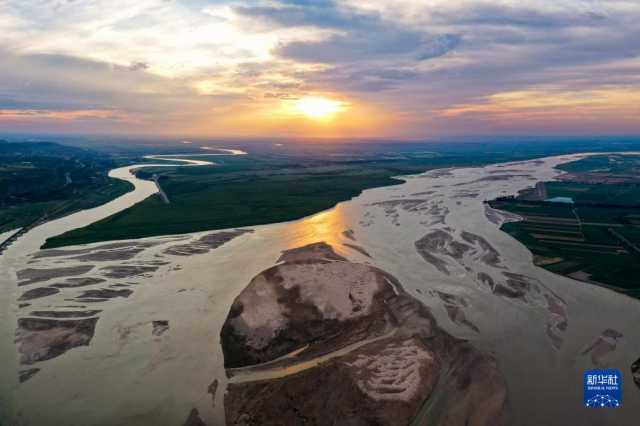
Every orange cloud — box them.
[0,109,138,122]
[434,87,640,135]
[0,109,151,136]
[178,94,388,139]
[441,87,640,120]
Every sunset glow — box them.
[0,1,638,138]
[293,97,346,119]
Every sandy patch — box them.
[17,265,94,286]
[15,317,99,365]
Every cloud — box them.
[234,0,370,30]
[437,3,607,29]
[0,0,639,137]
[441,88,640,118]
[416,34,461,60]
[128,61,149,71]
[275,31,421,63]
[264,92,299,100]
[434,86,640,136]
[236,0,460,64]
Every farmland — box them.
[489,154,640,297]
[0,141,133,234]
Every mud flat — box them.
[17,265,95,286]
[18,287,60,301]
[222,242,507,426]
[15,317,99,365]
[99,265,159,278]
[51,277,106,288]
[163,230,253,256]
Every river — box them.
[0,151,639,426]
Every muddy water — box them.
[1,153,639,426]
[228,330,396,384]
[0,152,234,424]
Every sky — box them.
[0,0,639,139]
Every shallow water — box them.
[1,152,639,426]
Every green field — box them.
[498,214,640,295]
[43,165,405,248]
[557,153,640,175]
[490,154,640,297]
[0,141,133,233]
[0,179,132,233]
[545,182,640,205]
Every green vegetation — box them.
[39,143,640,250]
[490,154,640,298]
[44,149,535,248]
[0,141,133,233]
[545,182,640,205]
[43,166,404,248]
[557,153,640,175]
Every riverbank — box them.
[0,140,134,235]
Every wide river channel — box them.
[0,151,639,426]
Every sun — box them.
[294,96,345,119]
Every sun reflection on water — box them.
[284,208,350,254]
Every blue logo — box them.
[584,369,622,408]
